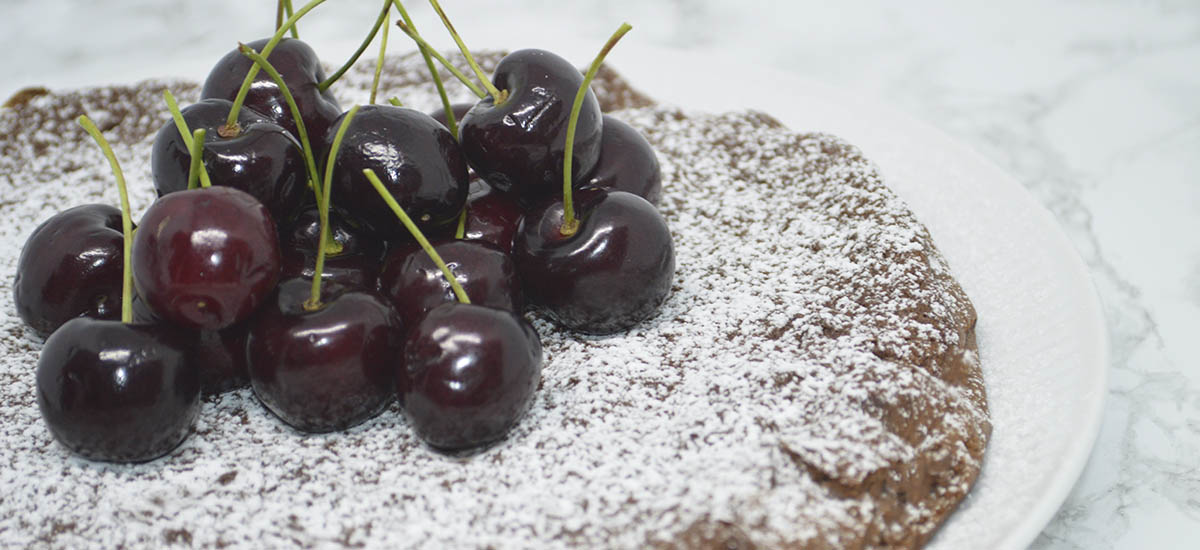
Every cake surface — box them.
[0,52,989,549]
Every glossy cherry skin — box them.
[36,318,200,463]
[400,303,542,451]
[13,204,126,338]
[515,189,675,334]
[461,179,524,254]
[280,205,384,289]
[186,324,250,395]
[201,37,342,144]
[582,114,662,205]
[428,102,473,132]
[132,296,249,395]
[150,98,308,224]
[133,186,281,331]
[322,105,469,239]
[247,278,403,433]
[379,239,522,322]
[459,49,602,202]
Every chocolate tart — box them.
[0,51,988,549]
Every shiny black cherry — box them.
[583,114,662,205]
[247,278,402,433]
[459,49,602,203]
[379,238,522,322]
[150,98,307,224]
[133,187,281,331]
[461,179,524,254]
[132,294,250,396]
[13,204,126,338]
[400,303,542,451]
[201,37,342,144]
[322,105,469,239]
[36,318,200,462]
[514,189,674,334]
[280,205,384,289]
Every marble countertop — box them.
[3,1,1197,548]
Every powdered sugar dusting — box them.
[0,51,988,548]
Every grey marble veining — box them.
[2,1,1198,548]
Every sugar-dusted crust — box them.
[0,51,988,549]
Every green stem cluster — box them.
[454,206,467,239]
[76,116,134,324]
[427,0,505,104]
[363,168,470,304]
[305,104,361,311]
[391,0,461,138]
[392,19,485,99]
[369,6,392,104]
[318,0,393,92]
[163,90,213,188]
[237,43,323,204]
[562,22,632,236]
[186,129,209,189]
[277,0,299,38]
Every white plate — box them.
[5,19,1107,544]
[592,45,1107,549]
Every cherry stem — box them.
[238,43,323,206]
[388,97,404,107]
[318,0,392,92]
[369,7,391,104]
[393,19,485,99]
[186,129,209,189]
[562,22,632,236]
[363,168,470,304]
[224,0,329,136]
[428,0,505,104]
[441,100,459,140]
[163,89,213,188]
[454,205,467,239]
[305,104,360,311]
[76,116,134,324]
[391,0,459,137]
[283,0,299,38]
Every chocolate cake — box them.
[0,51,989,548]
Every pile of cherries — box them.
[13,0,673,463]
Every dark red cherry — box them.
[379,238,522,322]
[201,37,342,143]
[36,318,200,462]
[132,294,250,396]
[280,205,384,289]
[459,49,602,202]
[515,189,674,334]
[133,186,281,331]
[428,102,473,132]
[461,179,524,253]
[150,98,308,224]
[188,324,251,395]
[13,204,126,338]
[322,105,469,238]
[247,278,402,432]
[583,114,662,205]
[400,303,541,451]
